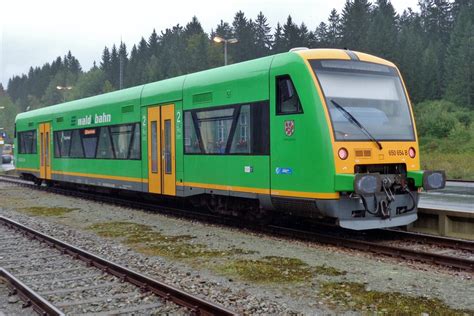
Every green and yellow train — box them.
[15,48,445,230]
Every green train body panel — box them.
[269,53,336,195]
[180,57,273,190]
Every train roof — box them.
[16,49,396,123]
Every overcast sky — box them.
[0,0,419,87]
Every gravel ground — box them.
[0,280,35,315]
[0,181,473,315]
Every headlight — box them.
[423,171,446,190]
[354,173,381,195]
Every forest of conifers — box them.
[0,0,473,177]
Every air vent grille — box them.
[193,92,213,104]
[122,105,134,113]
[355,149,371,158]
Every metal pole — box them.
[224,40,228,66]
[119,54,123,90]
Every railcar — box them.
[14,48,445,230]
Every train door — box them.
[39,122,52,180]
[147,107,162,194]
[161,104,176,196]
[147,104,176,196]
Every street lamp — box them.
[213,36,238,66]
[56,85,73,102]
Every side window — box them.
[53,123,141,160]
[70,129,84,158]
[54,130,72,157]
[276,75,303,114]
[184,102,269,155]
[129,123,141,159]
[184,112,201,153]
[82,128,98,158]
[195,108,234,154]
[96,127,114,159]
[18,130,37,154]
[110,125,133,159]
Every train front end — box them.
[300,49,445,230]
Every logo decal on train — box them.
[284,120,295,136]
[77,113,112,126]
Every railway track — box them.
[1,175,473,274]
[0,214,236,315]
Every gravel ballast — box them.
[0,181,472,315]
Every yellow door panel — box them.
[39,122,52,180]
[39,124,45,179]
[44,123,51,179]
[161,104,176,196]
[147,107,161,194]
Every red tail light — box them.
[409,147,416,158]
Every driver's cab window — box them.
[276,75,303,115]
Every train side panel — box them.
[269,53,337,201]
[178,57,274,197]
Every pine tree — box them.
[420,42,442,100]
[367,0,398,60]
[231,11,255,62]
[254,12,272,57]
[272,23,285,53]
[185,16,204,37]
[100,47,112,81]
[299,22,311,47]
[397,11,425,102]
[148,29,160,58]
[327,9,342,47]
[110,45,120,88]
[137,37,149,61]
[184,16,208,72]
[444,8,473,108]
[282,15,302,51]
[341,0,372,51]
[419,0,453,46]
[315,22,330,47]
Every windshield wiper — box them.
[330,99,383,150]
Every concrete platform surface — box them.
[420,181,474,213]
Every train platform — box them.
[419,181,474,213]
[412,181,473,239]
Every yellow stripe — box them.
[178,181,339,199]
[16,167,40,173]
[179,181,270,194]
[271,189,339,199]
[52,170,148,183]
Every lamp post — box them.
[213,36,238,66]
[56,85,73,102]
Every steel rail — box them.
[0,216,236,316]
[381,229,474,252]
[263,225,473,272]
[1,175,472,273]
[0,268,65,316]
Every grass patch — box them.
[88,221,255,259]
[20,206,76,217]
[421,152,474,180]
[320,282,471,314]
[217,256,344,283]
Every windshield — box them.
[311,60,415,141]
